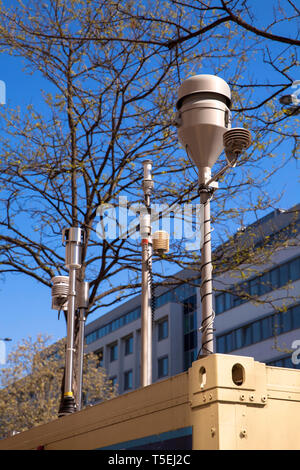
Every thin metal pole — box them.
[74,280,89,411]
[76,307,86,411]
[59,227,84,416]
[147,242,153,379]
[140,160,154,387]
[64,266,77,396]
[199,190,214,355]
[141,239,152,387]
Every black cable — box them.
[147,245,156,325]
[149,269,156,325]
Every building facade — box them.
[84,205,300,394]
[85,279,199,394]
[214,207,300,368]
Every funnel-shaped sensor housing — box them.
[223,128,251,167]
[176,74,231,183]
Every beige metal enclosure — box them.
[1,353,299,450]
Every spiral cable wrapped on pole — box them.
[197,193,215,357]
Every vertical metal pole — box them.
[141,239,152,387]
[59,227,84,415]
[140,160,154,387]
[75,280,89,411]
[76,308,86,411]
[199,167,214,356]
[64,266,77,398]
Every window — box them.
[183,295,197,314]
[184,331,197,351]
[158,318,168,341]
[243,325,252,346]
[215,294,224,314]
[233,294,243,308]
[292,304,300,329]
[174,284,196,303]
[260,271,271,295]
[272,314,282,336]
[235,328,243,349]
[124,335,133,355]
[267,355,300,370]
[109,343,118,362]
[225,331,235,351]
[290,258,300,281]
[184,349,197,370]
[183,296,198,370]
[110,376,118,388]
[158,356,169,378]
[252,321,261,343]
[249,278,260,296]
[216,302,300,354]
[279,263,289,286]
[270,268,279,289]
[183,296,197,335]
[214,256,300,315]
[85,308,141,345]
[86,330,98,345]
[156,284,197,309]
[225,293,233,310]
[216,335,225,353]
[124,370,133,391]
[156,290,172,308]
[261,316,272,340]
[184,311,197,334]
[281,310,292,333]
[95,348,103,367]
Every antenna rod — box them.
[141,160,154,387]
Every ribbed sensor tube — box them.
[152,230,169,254]
[51,276,69,310]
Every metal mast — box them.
[59,227,85,415]
[140,160,154,387]
[176,74,251,356]
[75,279,89,411]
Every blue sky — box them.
[0,52,67,358]
[0,1,299,363]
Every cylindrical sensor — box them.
[62,227,85,269]
[140,212,151,239]
[76,281,90,309]
[143,159,152,180]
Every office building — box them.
[84,204,300,394]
